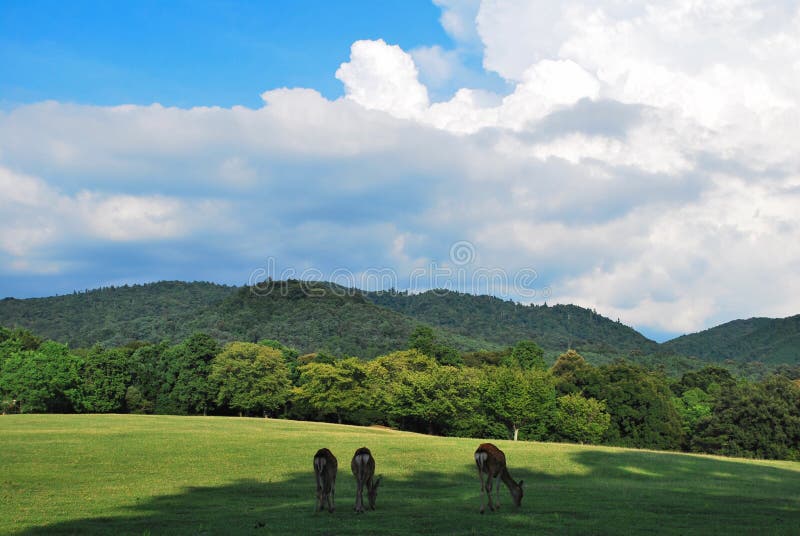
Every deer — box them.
[313,448,338,513]
[474,443,524,514]
[351,447,382,513]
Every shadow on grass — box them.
[512,448,800,535]
[14,449,800,536]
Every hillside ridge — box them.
[1,280,798,365]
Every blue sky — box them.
[2,0,800,342]
[1,1,454,107]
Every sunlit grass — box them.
[1,414,799,535]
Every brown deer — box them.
[313,448,338,513]
[351,447,382,513]
[474,443,523,514]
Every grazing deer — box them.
[474,443,523,514]
[351,447,382,513]
[313,448,338,513]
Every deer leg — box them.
[494,472,502,509]
[354,480,363,513]
[330,482,336,513]
[485,474,496,512]
[478,467,487,513]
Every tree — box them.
[388,364,474,435]
[553,393,611,444]
[365,349,475,434]
[407,325,463,366]
[692,376,800,460]
[293,357,369,424]
[0,341,82,413]
[79,345,135,413]
[168,333,219,415]
[673,366,735,397]
[672,387,713,442]
[210,342,291,417]
[550,349,599,395]
[483,366,556,441]
[127,342,170,414]
[504,340,546,370]
[585,361,683,450]
[259,339,300,382]
[408,326,436,357]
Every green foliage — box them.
[672,387,713,441]
[583,361,683,450]
[293,357,370,424]
[692,376,800,460]
[554,393,611,444]
[663,314,800,364]
[673,366,736,396]
[79,345,135,413]
[407,325,464,366]
[4,281,800,370]
[210,342,291,416]
[369,289,659,356]
[482,366,556,441]
[0,281,235,349]
[167,333,219,415]
[2,321,799,462]
[504,340,546,370]
[389,363,475,435]
[0,340,82,413]
[551,349,601,395]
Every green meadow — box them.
[1,415,799,535]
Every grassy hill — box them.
[663,315,800,365]
[2,414,799,535]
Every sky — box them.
[1,0,799,342]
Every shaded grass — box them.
[1,414,799,535]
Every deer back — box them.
[475,443,507,476]
[351,446,375,481]
[314,448,338,491]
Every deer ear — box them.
[519,480,524,488]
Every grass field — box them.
[1,415,799,535]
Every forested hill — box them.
[0,281,498,358]
[662,315,800,365]
[1,281,798,364]
[366,290,660,355]
[0,281,234,348]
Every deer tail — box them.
[314,457,325,489]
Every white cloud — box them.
[0,166,229,273]
[2,0,800,337]
[336,39,429,120]
[435,0,482,45]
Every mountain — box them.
[366,289,660,355]
[0,281,234,348]
[0,280,498,358]
[662,315,800,365]
[205,281,498,357]
[2,280,798,366]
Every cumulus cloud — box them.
[0,166,230,273]
[2,0,799,338]
[335,39,430,119]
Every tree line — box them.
[1,325,798,461]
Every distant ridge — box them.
[1,280,798,365]
[366,289,659,355]
[661,315,800,365]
